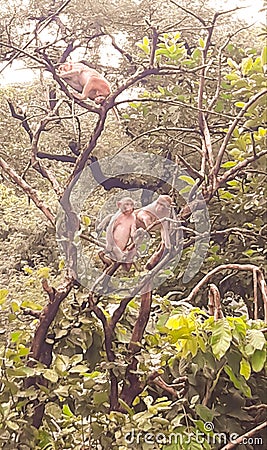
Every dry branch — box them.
[220,421,267,450]
[0,157,55,225]
[184,264,267,322]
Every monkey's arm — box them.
[96,213,113,233]
[58,68,82,78]
[136,210,153,229]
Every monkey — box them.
[98,197,137,271]
[57,61,111,104]
[135,195,172,270]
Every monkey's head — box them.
[117,197,135,214]
[155,195,172,214]
[58,62,73,73]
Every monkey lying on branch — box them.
[58,61,111,104]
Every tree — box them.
[0,0,266,448]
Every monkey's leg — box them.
[145,242,165,270]
[98,250,113,268]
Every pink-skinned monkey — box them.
[98,197,137,271]
[135,195,172,269]
[58,61,111,104]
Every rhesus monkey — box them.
[98,197,137,271]
[135,195,172,270]
[58,61,111,104]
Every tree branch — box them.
[0,157,55,225]
[184,264,267,322]
[213,90,267,175]
[220,421,267,450]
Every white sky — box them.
[0,0,265,86]
[208,0,265,23]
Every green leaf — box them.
[179,175,195,185]
[11,331,22,342]
[210,320,232,359]
[6,421,20,431]
[241,57,253,75]
[62,404,74,417]
[224,365,251,397]
[219,191,235,200]
[43,369,59,383]
[54,355,69,373]
[235,101,245,108]
[136,43,150,55]
[69,364,89,373]
[195,404,215,422]
[93,391,109,405]
[261,46,267,67]
[37,267,50,279]
[11,301,20,313]
[240,358,251,380]
[251,349,266,372]
[0,289,8,305]
[221,161,237,169]
[81,215,91,226]
[245,329,265,355]
[192,48,202,61]
[199,37,205,48]
[143,36,149,46]
[227,58,239,69]
[179,185,191,194]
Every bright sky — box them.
[0,0,265,85]
[208,0,265,22]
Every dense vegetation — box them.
[0,0,266,449]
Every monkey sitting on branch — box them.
[135,194,173,270]
[98,195,173,272]
[98,197,138,272]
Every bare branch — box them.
[0,0,72,75]
[184,264,267,322]
[217,149,267,188]
[0,157,55,225]
[220,421,267,450]
[169,0,206,26]
[213,90,267,175]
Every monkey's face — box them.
[58,62,72,73]
[155,200,170,215]
[118,198,134,214]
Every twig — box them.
[169,0,206,26]
[0,157,55,225]
[30,100,65,196]
[217,149,267,188]
[184,264,267,322]
[243,404,267,411]
[220,421,267,450]
[213,90,267,176]
[0,0,72,74]
[253,269,258,320]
